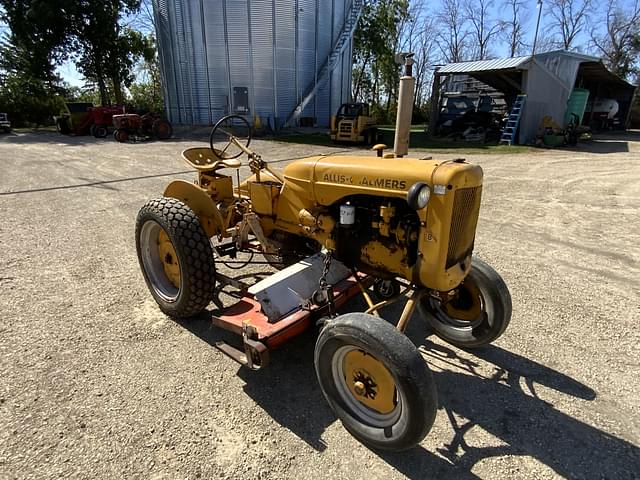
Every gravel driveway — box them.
[1,131,638,479]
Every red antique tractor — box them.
[54,103,124,137]
[112,112,173,142]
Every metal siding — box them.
[329,0,347,119]
[250,0,275,123]
[275,2,296,125]
[226,0,251,116]
[299,0,316,119]
[174,0,193,123]
[520,66,570,144]
[315,0,333,125]
[187,0,209,124]
[203,1,229,120]
[155,0,353,126]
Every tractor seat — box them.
[181,147,242,171]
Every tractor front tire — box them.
[114,129,129,143]
[420,257,512,348]
[135,197,216,319]
[315,313,437,451]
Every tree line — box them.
[0,0,638,127]
[0,0,161,126]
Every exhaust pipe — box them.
[393,53,415,158]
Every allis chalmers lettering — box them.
[359,177,407,190]
[323,173,406,190]
[323,173,353,184]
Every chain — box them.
[319,250,333,289]
[318,250,336,317]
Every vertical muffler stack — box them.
[393,53,415,158]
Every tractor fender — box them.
[164,180,224,238]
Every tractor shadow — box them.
[180,299,639,479]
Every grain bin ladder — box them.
[499,94,526,145]
[284,0,364,128]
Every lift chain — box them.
[318,250,336,317]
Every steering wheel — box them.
[209,114,252,160]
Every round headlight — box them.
[407,182,430,210]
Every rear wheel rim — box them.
[331,345,403,428]
[139,220,180,302]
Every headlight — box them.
[407,182,431,210]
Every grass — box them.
[273,126,534,154]
[11,126,58,133]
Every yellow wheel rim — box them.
[441,280,483,321]
[157,229,180,288]
[343,349,397,415]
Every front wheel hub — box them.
[343,349,396,415]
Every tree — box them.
[402,0,438,112]
[352,0,410,120]
[464,0,501,60]
[71,0,145,106]
[129,33,164,113]
[545,0,592,51]
[501,0,528,57]
[436,0,469,63]
[590,0,640,80]
[0,0,74,125]
[0,0,74,86]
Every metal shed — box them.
[429,51,637,144]
[152,0,362,128]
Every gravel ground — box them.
[0,130,638,479]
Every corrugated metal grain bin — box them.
[153,0,359,128]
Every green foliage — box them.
[129,81,163,113]
[352,0,410,116]
[63,84,101,105]
[0,74,65,126]
[0,0,75,83]
[0,0,148,125]
[128,33,164,113]
[71,0,144,105]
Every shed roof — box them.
[437,56,531,74]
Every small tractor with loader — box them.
[54,102,124,137]
[330,102,380,144]
[112,112,173,142]
[135,53,512,451]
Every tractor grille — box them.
[339,123,353,133]
[446,186,482,269]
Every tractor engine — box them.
[332,196,421,280]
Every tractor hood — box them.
[282,155,483,206]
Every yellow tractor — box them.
[330,102,379,144]
[135,54,511,451]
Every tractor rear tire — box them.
[420,257,512,348]
[315,313,437,451]
[93,125,108,138]
[136,197,216,319]
[152,119,173,140]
